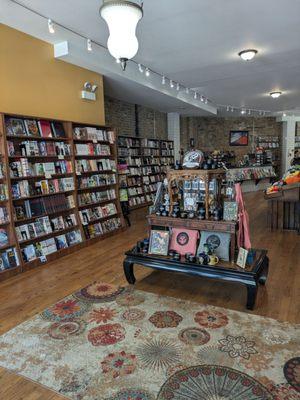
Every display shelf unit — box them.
[0,112,126,281]
[0,116,21,280]
[117,135,174,210]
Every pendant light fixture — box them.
[100,0,143,71]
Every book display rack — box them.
[117,135,174,210]
[0,113,125,281]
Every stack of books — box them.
[79,203,117,224]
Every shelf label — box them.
[45,173,52,179]
[58,155,64,160]
[39,255,47,263]
[76,171,82,176]
[93,139,98,144]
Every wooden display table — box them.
[265,183,300,233]
[123,248,269,310]
[147,215,237,262]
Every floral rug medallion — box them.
[0,281,299,400]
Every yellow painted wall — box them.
[0,24,105,125]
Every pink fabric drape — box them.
[235,183,251,250]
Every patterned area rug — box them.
[0,281,299,400]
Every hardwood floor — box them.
[0,191,299,399]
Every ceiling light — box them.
[194,92,197,100]
[145,68,150,77]
[200,96,204,102]
[270,91,282,99]
[87,39,92,52]
[241,109,246,115]
[248,109,251,115]
[176,83,180,91]
[226,106,230,112]
[170,80,174,88]
[283,113,287,117]
[162,76,166,85]
[238,49,258,61]
[186,88,190,94]
[48,19,55,34]
[231,107,234,112]
[100,0,143,70]
[138,63,143,73]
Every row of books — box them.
[0,207,9,224]
[10,160,72,178]
[129,195,147,207]
[75,159,116,173]
[0,228,9,247]
[140,138,160,148]
[14,194,75,220]
[5,117,66,138]
[0,161,4,179]
[161,157,175,165]
[8,140,71,157]
[75,143,111,156]
[0,247,19,271]
[80,203,117,224]
[161,141,174,150]
[226,166,276,182]
[144,183,158,193]
[83,217,121,239]
[128,187,143,197]
[0,184,8,201]
[127,176,142,186]
[118,157,142,167]
[12,177,74,199]
[21,230,82,263]
[78,174,116,189]
[74,127,115,143]
[142,148,160,156]
[143,157,161,165]
[142,166,161,174]
[161,149,174,156]
[15,213,77,243]
[118,148,141,157]
[78,189,116,207]
[143,174,161,184]
[118,137,140,147]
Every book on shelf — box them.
[0,207,9,224]
[24,120,39,136]
[51,122,66,138]
[0,228,9,247]
[7,140,71,157]
[0,247,19,270]
[66,230,82,246]
[55,234,68,249]
[38,120,52,138]
[0,184,8,201]
[5,117,26,136]
[11,177,74,199]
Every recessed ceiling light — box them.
[270,91,282,99]
[238,49,258,61]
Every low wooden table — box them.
[123,248,269,310]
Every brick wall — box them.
[105,96,168,139]
[180,116,282,159]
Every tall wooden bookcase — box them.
[0,112,126,282]
[117,135,175,210]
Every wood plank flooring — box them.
[0,191,299,399]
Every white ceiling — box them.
[1,0,300,116]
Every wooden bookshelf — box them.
[0,112,126,281]
[117,135,174,210]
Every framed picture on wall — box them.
[229,130,249,146]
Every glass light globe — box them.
[100,1,143,61]
[238,49,258,61]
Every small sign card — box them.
[223,201,238,221]
[237,247,248,269]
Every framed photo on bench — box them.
[149,230,170,256]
